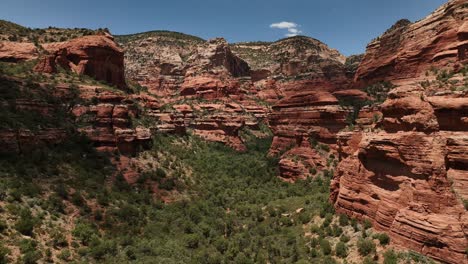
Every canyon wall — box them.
[331,1,468,263]
[355,0,468,86]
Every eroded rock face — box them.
[67,84,151,156]
[34,34,126,89]
[119,35,249,96]
[231,36,347,83]
[354,0,468,85]
[277,138,329,182]
[268,81,349,156]
[331,130,467,263]
[0,128,67,154]
[180,75,241,100]
[331,3,468,261]
[144,99,269,151]
[0,41,38,62]
[331,83,468,264]
[119,32,353,155]
[186,38,250,77]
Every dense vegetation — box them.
[0,127,434,263]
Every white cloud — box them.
[270,21,302,37]
[270,21,297,29]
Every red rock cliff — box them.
[34,34,127,89]
[354,0,468,86]
[331,1,468,262]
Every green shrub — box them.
[362,256,377,264]
[320,239,332,255]
[309,167,317,175]
[15,210,35,236]
[298,212,311,224]
[50,229,68,248]
[322,214,333,228]
[22,251,42,264]
[318,144,330,152]
[331,224,343,237]
[338,214,349,226]
[339,234,350,243]
[383,249,398,264]
[159,178,175,190]
[71,191,85,207]
[0,220,7,233]
[322,256,338,264]
[310,248,318,258]
[45,194,65,213]
[335,241,347,258]
[0,243,10,264]
[155,168,167,179]
[310,224,320,234]
[72,222,96,245]
[357,238,376,256]
[19,239,41,264]
[436,69,454,83]
[351,218,358,231]
[89,239,117,260]
[377,233,390,245]
[57,249,71,261]
[185,234,201,249]
[363,219,372,230]
[319,203,334,218]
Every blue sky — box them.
[0,0,447,56]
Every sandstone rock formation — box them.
[34,34,127,89]
[143,99,269,151]
[331,128,467,263]
[0,41,37,62]
[267,80,352,156]
[179,75,241,100]
[116,30,204,96]
[66,84,151,155]
[118,34,265,150]
[0,128,67,154]
[331,3,468,263]
[231,36,347,83]
[354,0,468,86]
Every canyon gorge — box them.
[0,0,467,263]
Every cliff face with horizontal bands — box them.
[331,1,468,263]
[354,0,468,86]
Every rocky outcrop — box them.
[231,36,347,84]
[380,85,439,132]
[116,31,204,96]
[268,80,349,156]
[180,75,241,100]
[331,82,468,263]
[332,130,467,264]
[332,3,468,261]
[277,139,329,182]
[355,0,468,85]
[0,128,67,154]
[0,41,38,62]
[67,84,151,155]
[186,38,250,77]
[117,34,266,150]
[118,34,249,96]
[118,31,354,156]
[34,34,127,89]
[145,100,269,151]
